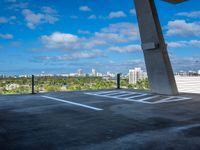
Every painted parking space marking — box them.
[102,92,124,96]
[42,96,103,111]
[137,95,160,102]
[85,91,191,104]
[125,93,149,99]
[115,92,137,97]
[97,90,123,95]
[152,96,192,104]
[98,91,127,96]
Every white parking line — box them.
[96,90,120,95]
[85,93,141,102]
[124,93,149,99]
[102,92,124,96]
[85,91,191,104]
[114,92,137,97]
[98,91,128,96]
[41,96,103,111]
[152,96,192,104]
[85,92,151,103]
[138,95,160,102]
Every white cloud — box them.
[41,22,139,50]
[190,40,200,47]
[167,40,200,48]
[88,14,97,19]
[79,6,91,12]
[85,23,139,48]
[70,15,78,19]
[108,23,139,43]
[38,22,140,62]
[0,16,16,24]
[22,7,58,29]
[41,6,57,14]
[130,9,136,16]
[166,20,200,37]
[7,1,28,11]
[4,0,16,2]
[176,11,200,18]
[108,44,141,53]
[11,41,21,47]
[96,22,139,42]
[0,17,8,24]
[78,30,90,34]
[22,9,43,29]
[0,33,13,39]
[86,11,127,20]
[10,16,16,20]
[41,32,79,49]
[42,50,103,61]
[121,60,145,70]
[108,11,126,19]
[171,56,200,71]
[67,59,146,73]
[167,41,187,48]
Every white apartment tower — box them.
[92,69,97,76]
[129,68,146,84]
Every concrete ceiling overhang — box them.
[162,0,187,4]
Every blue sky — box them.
[0,0,200,75]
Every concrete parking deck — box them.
[0,89,200,150]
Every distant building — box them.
[5,84,19,90]
[60,74,69,77]
[69,73,76,77]
[19,75,29,78]
[175,70,198,76]
[198,70,200,75]
[188,70,197,76]
[77,69,83,76]
[92,69,97,76]
[129,68,147,84]
[97,72,103,77]
[175,71,187,76]
[106,72,115,78]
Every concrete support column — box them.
[134,0,178,95]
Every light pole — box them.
[134,0,187,95]
[32,75,35,94]
[117,73,121,89]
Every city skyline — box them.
[0,0,200,75]
[1,67,200,78]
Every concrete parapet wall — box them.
[175,76,200,93]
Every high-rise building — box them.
[129,68,146,84]
[97,72,103,77]
[107,72,115,78]
[92,69,97,76]
[77,69,83,76]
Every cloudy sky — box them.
[0,0,200,75]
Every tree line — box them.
[0,76,149,94]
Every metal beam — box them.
[134,0,178,95]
